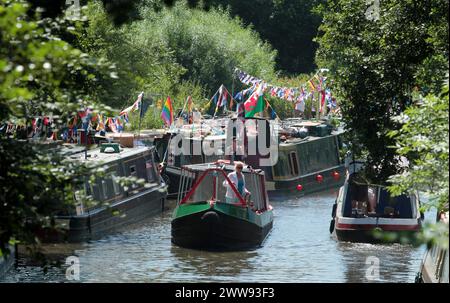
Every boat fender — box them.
[329,219,335,234]
[331,203,337,218]
[201,211,220,224]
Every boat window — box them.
[111,173,121,195]
[289,152,299,176]
[100,179,108,199]
[130,165,136,176]
[244,172,266,211]
[183,170,217,204]
[129,164,139,189]
[181,169,266,210]
[84,179,92,197]
[73,186,86,215]
[377,189,413,218]
[145,160,155,182]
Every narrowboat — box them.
[48,143,167,242]
[226,117,346,197]
[159,116,345,199]
[330,161,423,243]
[158,120,228,198]
[171,162,273,250]
[416,211,449,283]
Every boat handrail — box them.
[179,168,246,207]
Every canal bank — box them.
[0,191,427,283]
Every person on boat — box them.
[223,162,250,204]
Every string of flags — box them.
[63,92,144,141]
[234,68,338,114]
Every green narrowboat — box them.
[171,162,273,250]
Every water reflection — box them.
[170,246,258,281]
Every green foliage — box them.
[0,0,115,256]
[388,87,449,213]
[205,0,325,74]
[138,1,276,96]
[79,0,276,128]
[315,0,449,183]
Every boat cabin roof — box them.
[60,144,153,165]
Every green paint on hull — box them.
[173,202,272,228]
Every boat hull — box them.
[51,185,167,242]
[334,219,421,243]
[172,203,273,250]
[335,227,420,243]
[265,165,346,198]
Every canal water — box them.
[1,191,427,283]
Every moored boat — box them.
[171,162,273,250]
[159,116,346,200]
[46,143,167,242]
[330,161,423,243]
[226,117,346,197]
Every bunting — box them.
[120,92,143,116]
[234,68,333,105]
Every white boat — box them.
[330,161,423,243]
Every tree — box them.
[386,86,449,248]
[388,86,449,213]
[203,0,325,75]
[0,0,115,258]
[77,0,277,120]
[315,0,449,183]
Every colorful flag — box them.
[308,80,316,92]
[320,90,326,113]
[236,102,245,118]
[96,114,105,131]
[120,92,143,116]
[161,96,174,126]
[234,91,244,102]
[187,95,193,113]
[218,86,227,108]
[107,117,118,133]
[244,84,265,118]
